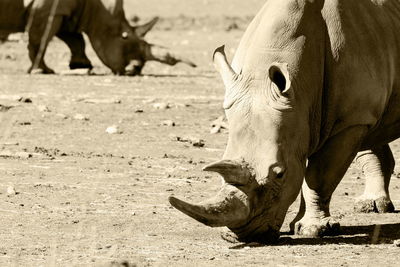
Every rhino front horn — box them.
[145,44,197,67]
[203,160,252,186]
[168,190,249,228]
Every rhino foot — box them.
[294,217,340,237]
[28,67,55,75]
[220,229,241,243]
[354,197,395,213]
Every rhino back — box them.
[322,0,400,142]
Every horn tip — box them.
[168,196,179,206]
[213,45,226,60]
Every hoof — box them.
[28,67,55,74]
[354,197,395,213]
[220,229,240,243]
[294,217,340,237]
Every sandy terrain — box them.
[0,0,400,266]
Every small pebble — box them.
[74,114,89,121]
[210,125,221,134]
[7,186,16,195]
[18,97,32,103]
[37,105,51,112]
[161,120,175,126]
[153,103,170,110]
[56,113,68,119]
[106,125,122,134]
[15,152,32,159]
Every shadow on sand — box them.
[230,223,400,249]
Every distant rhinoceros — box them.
[0,0,195,75]
[170,0,399,243]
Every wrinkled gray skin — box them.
[0,0,195,75]
[170,0,400,243]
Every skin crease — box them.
[171,0,400,242]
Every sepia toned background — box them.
[0,0,399,266]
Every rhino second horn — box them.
[203,160,251,185]
[213,45,237,88]
[168,193,249,228]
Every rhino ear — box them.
[268,62,291,92]
[134,17,159,38]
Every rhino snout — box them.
[124,60,144,76]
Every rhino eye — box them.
[269,66,286,92]
[121,32,128,39]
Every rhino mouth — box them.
[124,62,143,76]
[169,159,281,243]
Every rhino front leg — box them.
[27,16,63,74]
[56,32,93,70]
[354,144,395,213]
[293,126,368,237]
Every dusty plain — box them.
[0,0,400,266]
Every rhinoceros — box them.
[0,0,195,75]
[169,0,400,243]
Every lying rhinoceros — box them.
[170,0,399,243]
[0,0,195,75]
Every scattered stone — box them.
[109,260,135,267]
[37,105,51,112]
[134,108,144,113]
[0,95,22,101]
[171,135,205,147]
[1,141,19,146]
[81,98,121,104]
[4,54,16,61]
[56,113,68,119]
[161,120,175,127]
[0,150,13,158]
[226,22,239,31]
[15,152,32,159]
[142,98,156,104]
[74,114,89,121]
[191,138,205,147]
[18,121,31,125]
[153,102,170,110]
[6,186,16,195]
[210,115,228,134]
[0,104,14,112]
[18,97,32,103]
[106,125,122,134]
[393,239,400,247]
[210,125,221,134]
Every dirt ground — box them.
[1,1,400,266]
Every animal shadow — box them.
[230,223,400,249]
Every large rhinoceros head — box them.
[169,46,311,243]
[89,0,195,75]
